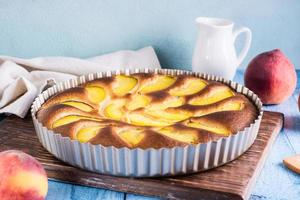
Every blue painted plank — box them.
[289,89,300,154]
[250,124,300,200]
[126,194,159,200]
[46,180,125,200]
[46,181,73,200]
[274,95,300,154]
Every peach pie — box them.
[37,73,258,149]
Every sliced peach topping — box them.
[126,112,173,127]
[62,101,93,112]
[144,108,192,122]
[188,86,234,106]
[113,75,137,96]
[169,78,207,96]
[76,126,103,143]
[103,99,126,120]
[85,86,106,104]
[194,101,244,117]
[126,94,151,111]
[118,128,145,147]
[139,75,176,94]
[184,118,231,136]
[52,115,101,128]
[157,126,198,144]
[147,96,185,110]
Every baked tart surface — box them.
[37,73,258,149]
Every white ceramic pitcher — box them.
[192,17,252,80]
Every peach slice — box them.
[103,99,126,120]
[218,101,243,110]
[113,75,138,96]
[61,101,93,112]
[169,78,207,96]
[85,85,106,104]
[139,75,176,94]
[144,109,192,122]
[76,126,102,143]
[188,87,234,105]
[147,96,185,110]
[194,101,244,117]
[157,126,198,144]
[52,115,101,128]
[283,154,300,174]
[126,94,151,111]
[126,112,172,127]
[118,128,145,147]
[184,118,231,136]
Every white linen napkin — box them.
[0,46,161,118]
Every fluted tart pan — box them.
[31,68,263,177]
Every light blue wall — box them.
[0,0,299,70]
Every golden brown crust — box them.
[89,127,129,147]
[137,130,188,149]
[36,72,258,149]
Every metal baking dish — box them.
[31,68,263,177]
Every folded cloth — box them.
[0,46,161,118]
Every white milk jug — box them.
[192,17,252,80]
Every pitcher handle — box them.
[233,27,252,67]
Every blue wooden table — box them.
[3,70,300,200]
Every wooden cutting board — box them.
[0,111,283,200]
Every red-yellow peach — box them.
[0,150,48,200]
[244,49,297,104]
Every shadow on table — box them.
[282,115,300,132]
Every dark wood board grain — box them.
[0,111,283,200]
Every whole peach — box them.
[244,49,297,104]
[0,150,48,200]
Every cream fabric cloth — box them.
[0,46,161,118]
